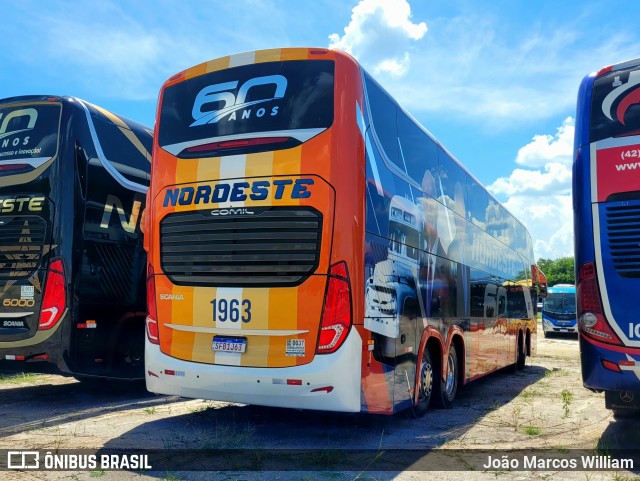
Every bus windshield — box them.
[158,60,334,158]
[0,102,60,177]
[543,292,576,315]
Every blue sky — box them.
[2,0,639,260]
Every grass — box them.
[611,474,640,481]
[196,421,257,449]
[162,473,183,481]
[524,426,541,435]
[520,388,543,403]
[0,372,40,385]
[143,406,157,415]
[89,471,106,477]
[509,405,523,431]
[561,389,573,417]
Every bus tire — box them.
[411,348,434,418]
[516,334,526,370]
[434,344,458,409]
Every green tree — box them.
[536,257,575,286]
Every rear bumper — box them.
[580,335,640,391]
[0,312,69,372]
[146,328,363,412]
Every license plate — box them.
[212,337,246,353]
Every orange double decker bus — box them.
[144,48,544,415]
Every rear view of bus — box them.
[0,96,151,379]
[574,57,640,414]
[145,49,365,411]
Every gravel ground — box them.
[1,323,638,481]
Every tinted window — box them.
[93,116,151,186]
[0,103,60,164]
[438,148,467,213]
[506,285,528,318]
[365,72,399,167]
[590,66,640,142]
[159,60,334,152]
[515,220,528,257]
[486,197,502,239]
[467,178,488,230]
[397,111,439,186]
[501,208,517,250]
[488,204,516,248]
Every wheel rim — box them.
[419,356,433,401]
[445,352,456,397]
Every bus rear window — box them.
[0,103,60,173]
[590,67,640,143]
[158,60,334,158]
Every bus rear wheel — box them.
[434,344,458,408]
[411,348,434,418]
[516,336,526,370]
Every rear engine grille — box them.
[160,207,322,286]
[92,242,138,302]
[0,216,47,279]
[606,204,640,278]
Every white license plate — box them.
[212,337,246,353]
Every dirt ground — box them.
[1,322,639,481]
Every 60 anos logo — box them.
[190,75,287,126]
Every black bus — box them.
[0,95,152,380]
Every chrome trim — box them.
[0,312,34,318]
[0,157,51,168]
[161,128,326,156]
[165,324,309,336]
[76,98,148,194]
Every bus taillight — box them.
[146,264,159,344]
[317,261,352,355]
[38,259,66,330]
[577,262,622,344]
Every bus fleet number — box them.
[3,299,35,307]
[211,298,251,323]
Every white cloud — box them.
[505,194,574,260]
[515,117,575,168]
[329,0,427,77]
[488,119,575,260]
[381,10,640,126]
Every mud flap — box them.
[605,390,640,411]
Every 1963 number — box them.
[211,298,252,323]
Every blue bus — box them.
[541,284,576,337]
[573,57,640,415]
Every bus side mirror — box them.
[531,264,548,299]
[539,284,548,299]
